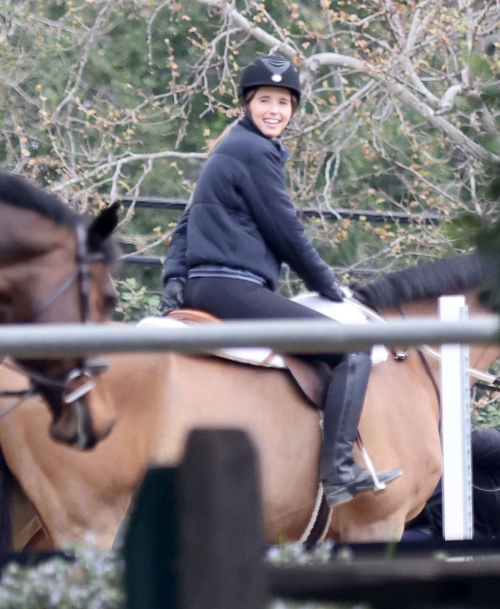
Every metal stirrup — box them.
[356,433,386,491]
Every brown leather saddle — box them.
[167,309,330,409]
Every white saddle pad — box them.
[137,293,389,367]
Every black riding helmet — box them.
[238,55,301,105]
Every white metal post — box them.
[439,296,473,540]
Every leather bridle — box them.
[0,222,109,416]
[346,287,500,394]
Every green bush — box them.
[0,546,124,609]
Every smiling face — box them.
[247,86,294,138]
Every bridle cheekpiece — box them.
[0,221,109,416]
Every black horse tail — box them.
[0,442,12,551]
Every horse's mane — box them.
[353,254,493,308]
[0,170,81,228]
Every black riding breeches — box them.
[184,277,363,368]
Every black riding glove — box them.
[320,281,345,303]
[159,278,185,315]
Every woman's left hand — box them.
[159,278,185,314]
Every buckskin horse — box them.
[0,253,498,549]
[0,169,120,450]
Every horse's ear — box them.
[87,201,120,252]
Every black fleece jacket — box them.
[162,114,337,293]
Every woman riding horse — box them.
[160,54,401,507]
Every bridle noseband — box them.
[0,222,109,416]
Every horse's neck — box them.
[387,293,500,377]
[389,299,437,318]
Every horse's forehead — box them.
[0,206,75,260]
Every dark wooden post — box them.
[123,466,179,609]
[177,429,266,609]
[123,428,265,609]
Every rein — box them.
[417,344,500,391]
[346,289,500,393]
[0,363,37,418]
[0,222,109,416]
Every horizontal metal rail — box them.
[121,255,381,276]
[0,316,499,359]
[119,197,446,225]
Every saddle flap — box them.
[282,355,330,408]
[167,309,220,324]
[153,311,328,408]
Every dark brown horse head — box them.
[0,171,121,449]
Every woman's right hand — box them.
[320,281,345,303]
[159,278,185,315]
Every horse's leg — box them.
[0,442,12,551]
[0,355,152,549]
[331,495,408,542]
[10,480,54,550]
[22,528,53,551]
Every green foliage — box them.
[471,219,500,312]
[0,545,124,608]
[471,360,500,428]
[266,543,370,608]
[114,278,160,322]
[2,0,500,301]
[472,401,500,429]
[0,541,364,609]
[442,214,483,249]
[468,52,493,80]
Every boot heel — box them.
[323,468,403,508]
[323,485,354,507]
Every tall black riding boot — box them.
[320,352,402,507]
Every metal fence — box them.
[0,316,499,359]
[118,196,446,272]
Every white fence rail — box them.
[0,316,499,358]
